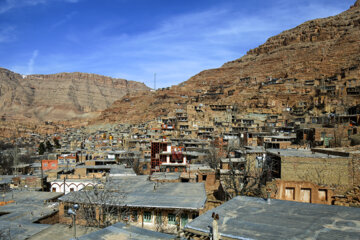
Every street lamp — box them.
[68,204,80,239]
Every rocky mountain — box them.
[0,69,150,122]
[96,0,360,124]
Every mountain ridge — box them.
[95,0,360,124]
[0,67,150,122]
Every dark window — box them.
[144,211,152,222]
[168,213,176,225]
[202,175,207,181]
[132,210,138,222]
[64,205,70,217]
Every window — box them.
[318,189,328,201]
[121,211,129,221]
[202,175,207,181]
[132,210,138,222]
[143,164,147,170]
[64,205,70,217]
[70,188,74,192]
[83,206,96,221]
[144,211,152,222]
[168,213,176,225]
[52,187,56,192]
[321,132,326,140]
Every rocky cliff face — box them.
[97,1,360,124]
[0,69,150,122]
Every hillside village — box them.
[1,1,360,239]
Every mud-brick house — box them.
[266,149,354,204]
[58,176,207,234]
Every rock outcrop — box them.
[0,68,150,122]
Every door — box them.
[300,189,311,203]
[181,213,188,227]
[156,212,162,226]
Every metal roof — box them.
[75,222,177,240]
[0,191,63,240]
[266,149,349,158]
[184,196,360,240]
[59,177,206,210]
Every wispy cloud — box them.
[51,11,78,29]
[4,0,353,88]
[0,0,79,14]
[0,25,16,42]
[27,50,39,74]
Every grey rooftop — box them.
[75,222,177,240]
[59,176,206,210]
[0,191,63,240]
[184,196,360,240]
[266,149,349,158]
[150,172,181,181]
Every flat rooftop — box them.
[184,196,360,240]
[59,176,206,210]
[150,172,181,181]
[76,222,176,240]
[0,191,63,240]
[266,149,349,158]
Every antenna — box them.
[154,73,156,90]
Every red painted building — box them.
[42,159,58,171]
[151,141,188,174]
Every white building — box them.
[50,179,98,194]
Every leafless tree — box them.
[205,140,222,171]
[65,181,128,228]
[220,140,273,199]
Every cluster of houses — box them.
[1,72,360,238]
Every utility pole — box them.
[154,73,156,90]
[41,159,44,191]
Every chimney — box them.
[266,188,272,205]
[211,212,220,240]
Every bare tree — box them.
[64,181,128,228]
[0,152,13,175]
[220,140,272,199]
[205,140,222,171]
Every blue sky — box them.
[0,0,355,88]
